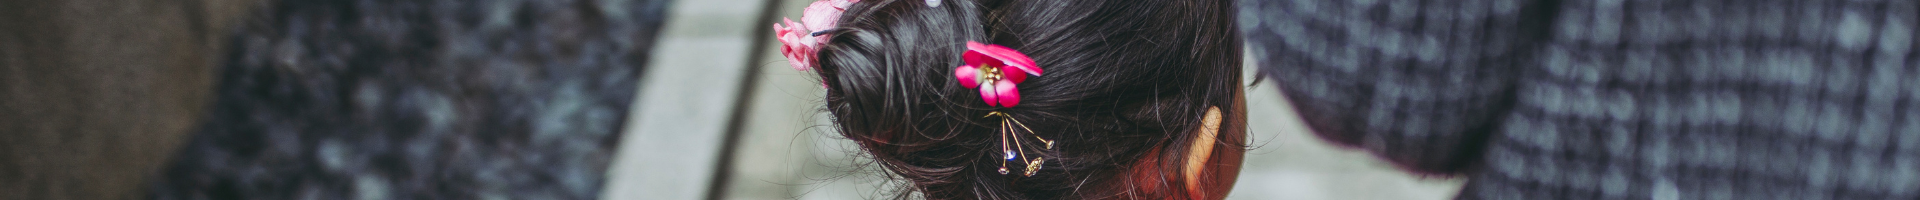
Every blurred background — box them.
[0,0,1460,199]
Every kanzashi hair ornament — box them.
[774,0,860,71]
[956,42,1051,176]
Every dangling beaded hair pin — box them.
[954,42,1053,176]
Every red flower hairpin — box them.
[953,42,1043,107]
[954,42,1053,176]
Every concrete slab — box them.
[600,0,776,199]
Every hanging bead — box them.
[1023,158,1044,177]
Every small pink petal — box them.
[779,20,811,46]
[999,66,1027,83]
[801,1,842,31]
[797,36,820,49]
[954,65,980,89]
[773,24,790,38]
[961,49,992,67]
[961,42,992,68]
[776,22,817,70]
[792,55,813,71]
[832,0,860,9]
[993,80,1019,107]
[774,19,798,44]
[978,81,1000,107]
[966,41,989,52]
[784,18,804,31]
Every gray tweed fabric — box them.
[148,0,666,199]
[1242,0,1920,199]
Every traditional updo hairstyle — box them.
[808,0,1244,199]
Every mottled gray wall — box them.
[0,0,250,199]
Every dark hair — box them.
[810,0,1243,199]
[148,0,664,199]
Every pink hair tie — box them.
[773,0,859,71]
[953,42,1043,107]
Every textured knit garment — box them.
[1242,0,1920,199]
[148,0,666,199]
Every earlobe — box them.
[1183,106,1224,198]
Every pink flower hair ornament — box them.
[956,42,1052,176]
[954,42,1043,107]
[774,0,859,71]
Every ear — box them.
[1183,106,1224,197]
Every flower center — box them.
[980,65,1003,82]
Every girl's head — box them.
[802,0,1243,199]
